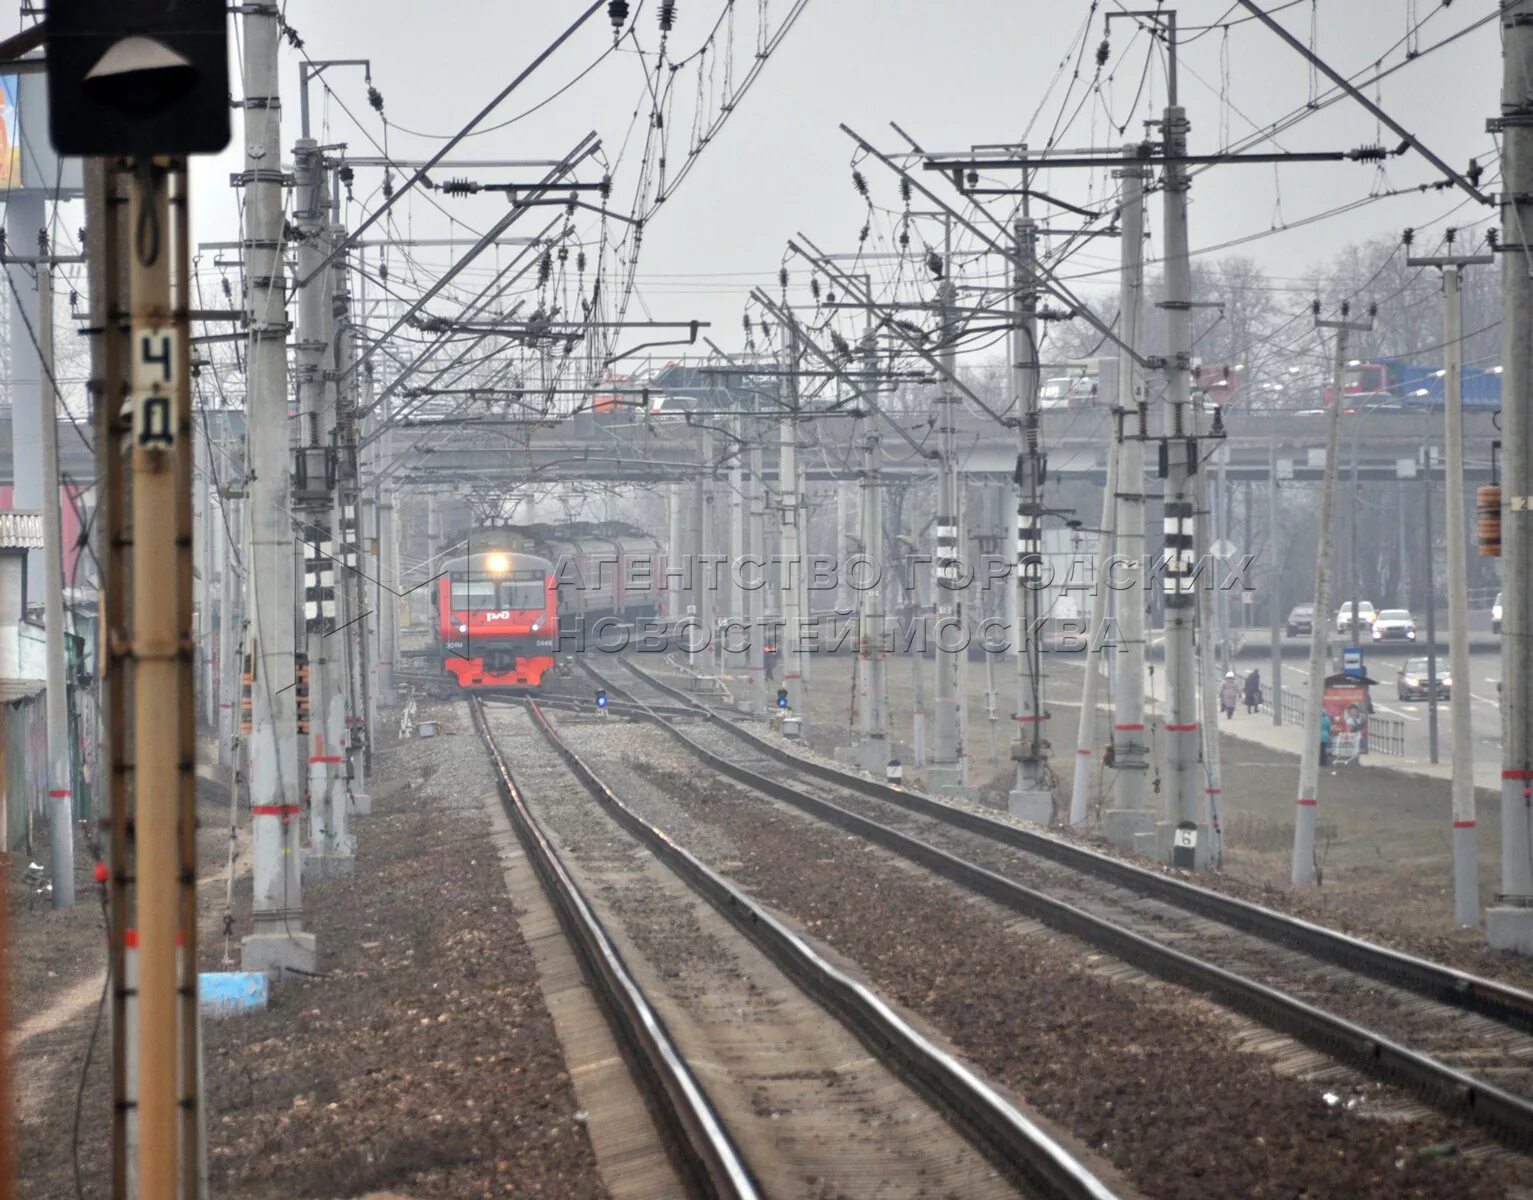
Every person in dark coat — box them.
[1243,669,1262,714]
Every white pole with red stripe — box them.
[240,2,315,974]
[1293,307,1368,884]
[1489,0,1533,953]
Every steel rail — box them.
[519,697,1123,1200]
[469,697,761,1200]
[598,658,1533,1148]
[612,657,1533,1032]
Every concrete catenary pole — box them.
[1292,304,1370,885]
[746,411,768,714]
[217,476,242,765]
[930,255,969,794]
[1443,263,1479,926]
[1010,216,1049,819]
[779,322,806,711]
[729,411,750,698]
[240,2,314,975]
[1068,426,1120,828]
[296,144,353,875]
[1159,101,1205,863]
[856,327,889,768]
[1490,0,1533,953]
[6,190,44,604]
[1196,475,1225,866]
[37,256,74,907]
[1108,145,1151,848]
[1268,429,1283,727]
[1406,245,1493,927]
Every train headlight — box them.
[531,615,544,632]
[484,552,511,576]
[457,623,468,634]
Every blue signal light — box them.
[596,689,609,709]
[776,688,789,709]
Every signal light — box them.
[595,689,608,709]
[776,688,789,709]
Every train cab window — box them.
[450,579,499,610]
[501,579,547,610]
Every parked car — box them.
[1397,657,1451,701]
[1371,609,1416,642]
[1335,601,1377,633]
[1493,591,1503,635]
[1285,604,1315,636]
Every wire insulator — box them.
[779,266,788,291]
[899,176,912,204]
[858,223,870,244]
[926,249,942,279]
[608,1,629,30]
[852,169,868,197]
[1401,227,1414,247]
[367,85,384,113]
[1445,226,1457,246]
[577,249,587,272]
[1095,38,1110,68]
[810,276,820,301]
[659,1,676,32]
[442,178,477,196]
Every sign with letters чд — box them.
[131,325,180,450]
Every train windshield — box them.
[450,576,546,611]
[451,580,499,611]
[502,579,547,610]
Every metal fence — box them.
[1366,714,1407,758]
[1258,686,1306,727]
[1258,684,1405,758]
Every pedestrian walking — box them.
[1219,671,1239,719]
[1243,668,1262,715]
[1320,710,1333,767]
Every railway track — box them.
[471,694,1121,1200]
[594,655,1533,1149]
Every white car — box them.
[1371,609,1415,641]
[1493,591,1503,635]
[1335,601,1376,634]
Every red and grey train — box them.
[433,522,667,690]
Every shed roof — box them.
[0,510,43,550]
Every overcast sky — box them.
[176,1,1501,358]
